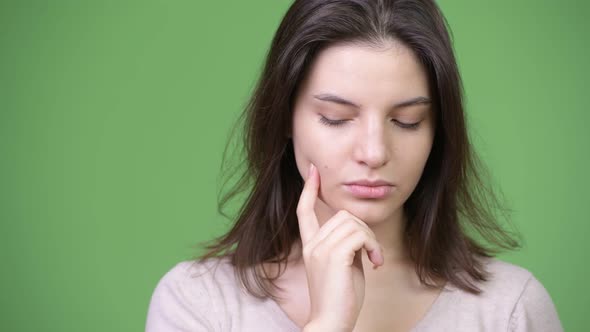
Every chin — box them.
[349,207,396,225]
[331,195,399,224]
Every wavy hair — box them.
[192,0,522,301]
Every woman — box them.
[146,0,563,331]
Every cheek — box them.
[293,138,343,185]
[293,117,333,167]
[395,137,433,189]
[294,138,331,168]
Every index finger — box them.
[296,163,320,244]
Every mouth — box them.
[343,184,394,199]
[345,179,394,186]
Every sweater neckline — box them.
[265,296,302,331]
[410,281,455,331]
[264,280,454,331]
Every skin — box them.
[263,40,442,331]
[292,39,435,265]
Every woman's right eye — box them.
[319,116,348,127]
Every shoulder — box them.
[449,257,551,305]
[151,256,236,300]
[147,256,297,331]
[164,255,237,290]
[481,258,564,331]
[442,258,533,311]
[146,256,237,332]
[436,257,563,331]
[478,257,534,295]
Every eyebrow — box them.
[312,93,431,109]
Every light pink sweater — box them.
[146,256,563,331]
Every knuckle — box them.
[354,217,369,228]
[362,228,375,239]
[334,245,353,263]
[352,229,368,240]
[340,220,357,233]
[344,217,358,227]
[321,215,338,230]
[335,210,350,218]
[351,229,371,245]
[341,218,361,232]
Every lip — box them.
[343,179,395,199]
[344,179,394,186]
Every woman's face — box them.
[291,41,435,225]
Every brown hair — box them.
[192,0,522,300]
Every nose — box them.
[352,117,390,168]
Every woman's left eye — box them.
[392,119,421,129]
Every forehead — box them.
[298,42,430,106]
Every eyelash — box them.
[319,116,421,130]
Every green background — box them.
[1,0,587,331]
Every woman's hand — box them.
[297,163,384,332]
